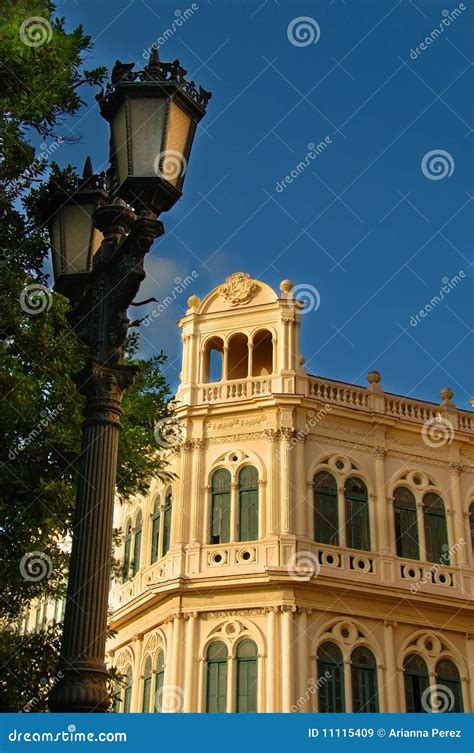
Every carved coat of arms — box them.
[219,272,258,306]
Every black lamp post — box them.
[47,49,211,713]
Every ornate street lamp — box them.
[48,49,211,713]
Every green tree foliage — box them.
[0,1,174,709]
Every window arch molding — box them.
[388,471,451,562]
[114,646,135,712]
[206,452,266,543]
[312,619,383,712]
[199,619,265,713]
[397,630,467,680]
[307,463,375,552]
[200,619,266,660]
[312,618,383,666]
[397,631,467,697]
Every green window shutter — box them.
[142,657,152,712]
[423,493,448,563]
[313,472,338,545]
[122,523,131,583]
[162,493,172,556]
[394,488,419,559]
[150,505,160,564]
[132,512,142,577]
[403,654,429,712]
[154,652,165,712]
[238,466,259,542]
[123,670,132,712]
[317,642,344,712]
[206,642,228,713]
[211,469,231,544]
[436,659,464,712]
[236,640,258,712]
[351,648,378,713]
[345,478,370,551]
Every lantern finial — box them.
[82,156,93,180]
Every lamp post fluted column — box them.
[49,209,164,712]
[47,49,211,713]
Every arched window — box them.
[252,330,273,376]
[345,478,370,551]
[122,519,132,583]
[154,651,165,712]
[351,647,378,712]
[404,653,429,712]
[132,510,142,577]
[150,497,161,564]
[468,502,474,561]
[238,466,259,542]
[317,642,345,712]
[236,640,258,712]
[435,659,463,712]
[227,333,248,380]
[210,469,231,544]
[206,641,228,713]
[123,667,133,712]
[394,487,419,560]
[203,336,224,383]
[142,656,152,712]
[313,472,339,546]
[162,489,172,557]
[423,493,448,563]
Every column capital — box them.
[374,446,387,459]
[449,463,465,475]
[264,428,280,442]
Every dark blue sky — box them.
[49,0,473,405]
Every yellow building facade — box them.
[107,273,474,714]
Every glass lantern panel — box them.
[62,204,100,274]
[129,97,167,177]
[162,101,192,187]
[112,102,129,186]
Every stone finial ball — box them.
[187,294,201,309]
[279,279,294,294]
[439,386,454,402]
[367,370,381,384]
